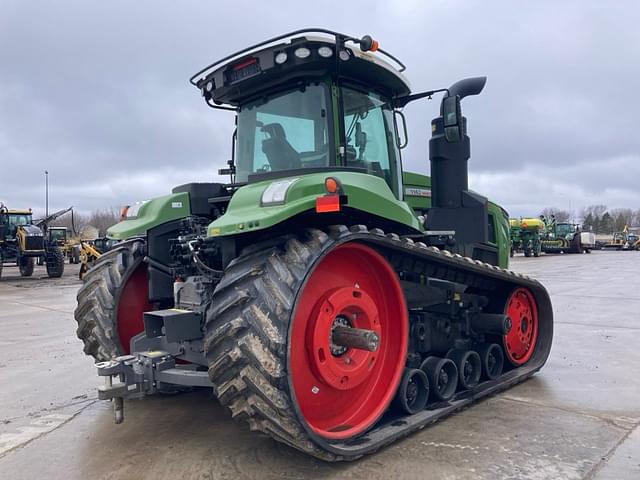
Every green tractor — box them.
[540,215,595,254]
[74,30,553,460]
[0,204,66,279]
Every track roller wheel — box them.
[478,343,504,380]
[393,368,429,414]
[420,356,458,402]
[446,349,481,390]
[503,287,539,366]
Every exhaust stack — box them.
[425,77,497,263]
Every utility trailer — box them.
[75,29,553,460]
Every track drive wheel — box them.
[204,229,408,460]
[19,256,34,277]
[503,287,539,366]
[74,239,152,361]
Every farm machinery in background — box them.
[540,215,595,254]
[78,237,118,279]
[600,225,640,251]
[510,217,544,257]
[74,29,553,460]
[0,204,69,279]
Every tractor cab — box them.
[48,226,68,245]
[190,30,504,265]
[192,30,409,198]
[0,208,33,239]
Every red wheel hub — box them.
[289,243,408,440]
[503,287,538,366]
[116,265,152,354]
[310,286,381,390]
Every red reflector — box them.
[233,57,257,71]
[315,195,340,213]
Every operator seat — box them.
[261,123,301,171]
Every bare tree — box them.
[51,211,89,236]
[50,208,120,237]
[87,208,120,236]
[609,208,633,231]
[540,207,571,223]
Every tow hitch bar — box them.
[96,351,213,424]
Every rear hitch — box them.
[95,351,213,424]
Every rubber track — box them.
[74,239,146,361]
[203,225,554,461]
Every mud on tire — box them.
[74,239,146,361]
[204,228,342,460]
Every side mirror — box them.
[442,96,461,142]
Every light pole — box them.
[45,170,49,217]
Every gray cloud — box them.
[1,0,638,218]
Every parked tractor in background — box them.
[0,204,67,279]
[47,226,79,263]
[540,215,594,254]
[602,225,640,251]
[510,217,543,257]
[509,218,521,257]
[74,30,553,460]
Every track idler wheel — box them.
[420,356,458,402]
[446,349,482,390]
[393,368,430,414]
[503,287,539,366]
[478,343,504,380]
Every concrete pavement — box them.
[0,251,638,479]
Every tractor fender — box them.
[106,192,191,240]
[206,171,422,238]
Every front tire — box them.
[45,248,65,278]
[19,256,34,277]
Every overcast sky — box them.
[1,0,639,218]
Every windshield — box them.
[236,83,331,182]
[342,86,400,194]
[8,214,32,226]
[49,229,66,242]
[556,223,573,236]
